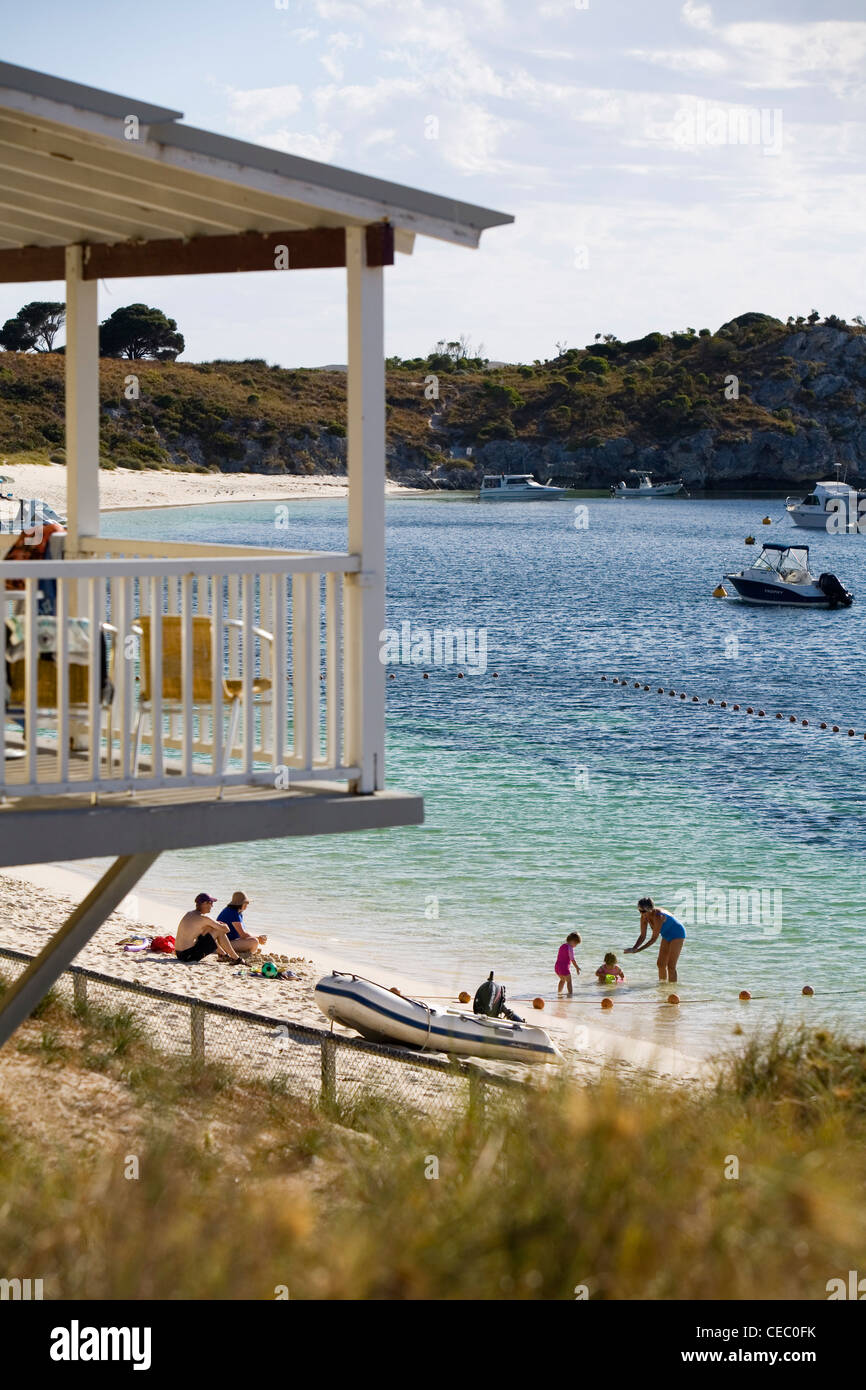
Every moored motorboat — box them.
[479,473,568,501]
[314,971,561,1064]
[785,480,864,532]
[724,543,853,608]
[611,471,685,498]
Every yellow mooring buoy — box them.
[713,585,728,598]
[745,535,755,545]
[762,516,772,524]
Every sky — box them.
[1,0,865,365]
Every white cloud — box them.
[257,127,344,163]
[227,85,304,136]
[629,48,728,74]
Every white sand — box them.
[0,862,707,1089]
[3,462,421,514]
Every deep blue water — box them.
[95,494,866,1056]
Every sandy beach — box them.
[0,862,707,1093]
[3,462,422,515]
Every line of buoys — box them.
[603,676,866,742]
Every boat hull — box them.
[479,488,568,502]
[314,973,560,1064]
[725,574,835,607]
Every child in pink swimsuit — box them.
[555,932,582,996]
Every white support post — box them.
[345,226,386,792]
[65,245,100,556]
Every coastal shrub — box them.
[578,355,609,376]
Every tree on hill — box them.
[0,300,66,352]
[99,304,184,360]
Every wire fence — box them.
[0,946,528,1123]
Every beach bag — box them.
[150,935,175,954]
[473,972,505,1017]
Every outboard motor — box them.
[818,572,854,608]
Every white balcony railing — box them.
[1,541,365,798]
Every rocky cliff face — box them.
[408,320,866,491]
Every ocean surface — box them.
[88,492,866,1059]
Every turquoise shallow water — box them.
[94,494,866,1058]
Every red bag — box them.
[150,935,176,954]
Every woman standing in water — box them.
[624,896,686,983]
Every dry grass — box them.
[0,974,864,1300]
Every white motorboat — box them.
[479,473,568,501]
[314,971,561,1065]
[724,543,853,608]
[611,472,685,498]
[785,480,864,532]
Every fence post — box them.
[190,1003,205,1063]
[321,1036,337,1108]
[72,974,87,1012]
[468,1066,486,1122]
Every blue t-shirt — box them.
[217,905,244,941]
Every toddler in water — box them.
[596,951,625,985]
[555,932,581,996]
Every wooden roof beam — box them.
[0,223,395,282]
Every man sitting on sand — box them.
[216,891,267,956]
[175,893,242,964]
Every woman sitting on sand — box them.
[624,896,686,983]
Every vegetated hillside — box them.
[1,311,865,489]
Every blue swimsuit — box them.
[659,911,686,942]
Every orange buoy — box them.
[644,685,650,691]
[733,704,740,711]
[802,985,814,997]
[776,713,784,720]
[848,729,855,736]
[802,720,808,727]
[457,672,464,679]
[680,693,686,700]
[739,990,751,1001]
[692,696,699,703]
[758,710,765,717]
[746,707,753,714]
[458,991,471,1004]
[634,682,641,688]
[423,672,429,679]
[669,689,676,696]
[745,535,755,545]
[390,986,402,995]
[532,997,545,1010]
[720,700,727,708]
[789,715,797,723]
[492,672,499,678]
[658,687,664,694]
[601,997,613,1010]
[667,993,680,1005]
[820,722,827,729]
[708,698,715,705]
[832,725,840,733]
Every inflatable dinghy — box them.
[314,972,560,1065]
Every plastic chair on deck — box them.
[131,614,274,778]
[3,614,117,758]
